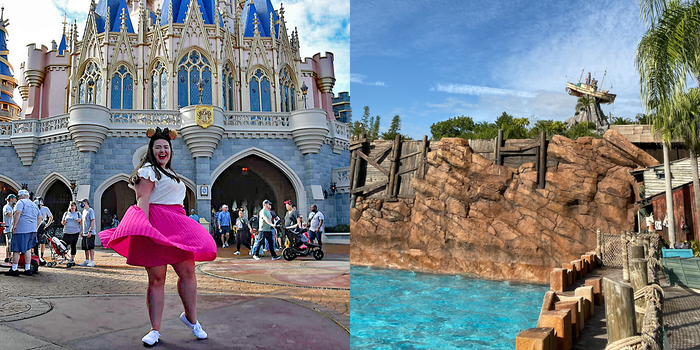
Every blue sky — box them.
[351,0,651,139]
[4,0,349,102]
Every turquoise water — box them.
[350,266,550,350]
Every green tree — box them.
[575,96,594,115]
[611,116,634,125]
[657,89,700,243]
[351,106,371,137]
[565,122,600,139]
[381,115,401,140]
[636,0,700,244]
[371,115,381,141]
[430,116,476,140]
[529,120,567,138]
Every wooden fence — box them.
[350,131,552,207]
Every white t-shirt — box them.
[3,203,14,231]
[137,163,186,205]
[14,198,41,234]
[40,206,53,223]
[308,211,325,232]
[82,207,96,236]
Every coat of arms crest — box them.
[195,105,214,128]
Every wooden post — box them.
[621,230,630,282]
[629,244,644,260]
[350,134,367,208]
[538,130,547,189]
[349,136,357,190]
[386,134,402,199]
[629,258,648,334]
[418,135,429,179]
[603,277,637,344]
[495,129,503,165]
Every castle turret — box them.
[0,7,21,122]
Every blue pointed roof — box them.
[0,20,19,109]
[58,33,68,55]
[241,0,279,38]
[161,0,221,26]
[94,0,135,33]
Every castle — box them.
[0,0,351,239]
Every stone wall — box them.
[351,130,659,283]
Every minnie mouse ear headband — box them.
[146,127,177,140]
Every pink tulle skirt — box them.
[99,204,217,267]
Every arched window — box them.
[78,62,103,104]
[279,67,295,112]
[111,66,133,109]
[177,50,212,108]
[151,61,168,110]
[222,64,235,111]
[249,69,271,112]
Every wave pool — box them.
[350,266,550,349]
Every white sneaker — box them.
[180,312,207,339]
[78,260,89,266]
[253,255,261,261]
[234,251,240,255]
[141,330,160,346]
[87,261,95,267]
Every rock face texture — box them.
[351,130,659,283]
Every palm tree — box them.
[658,89,700,241]
[575,96,594,115]
[636,0,700,245]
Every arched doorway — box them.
[44,181,72,231]
[100,180,196,227]
[212,155,296,219]
[101,180,136,227]
[0,180,18,202]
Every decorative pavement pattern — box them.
[0,245,350,350]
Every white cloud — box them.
[430,83,536,98]
[350,73,386,87]
[282,0,349,93]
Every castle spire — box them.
[62,13,68,35]
[0,8,22,121]
[120,8,127,32]
[253,12,260,37]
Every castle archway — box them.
[43,181,72,231]
[211,147,307,219]
[212,153,298,220]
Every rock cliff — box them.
[351,130,659,283]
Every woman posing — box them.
[60,201,82,265]
[98,127,217,346]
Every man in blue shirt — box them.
[217,205,232,248]
[189,209,199,223]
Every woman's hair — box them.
[130,127,181,185]
[66,201,77,212]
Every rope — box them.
[604,333,661,350]
[604,284,664,350]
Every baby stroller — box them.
[41,229,75,268]
[0,224,41,273]
[282,228,324,261]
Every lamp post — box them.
[301,82,308,108]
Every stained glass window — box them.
[110,66,132,109]
[78,61,102,105]
[250,69,272,112]
[151,61,168,110]
[279,67,296,112]
[222,64,236,111]
[177,50,212,108]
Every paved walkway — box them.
[662,283,700,350]
[565,266,700,350]
[0,244,350,350]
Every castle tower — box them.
[0,7,21,122]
